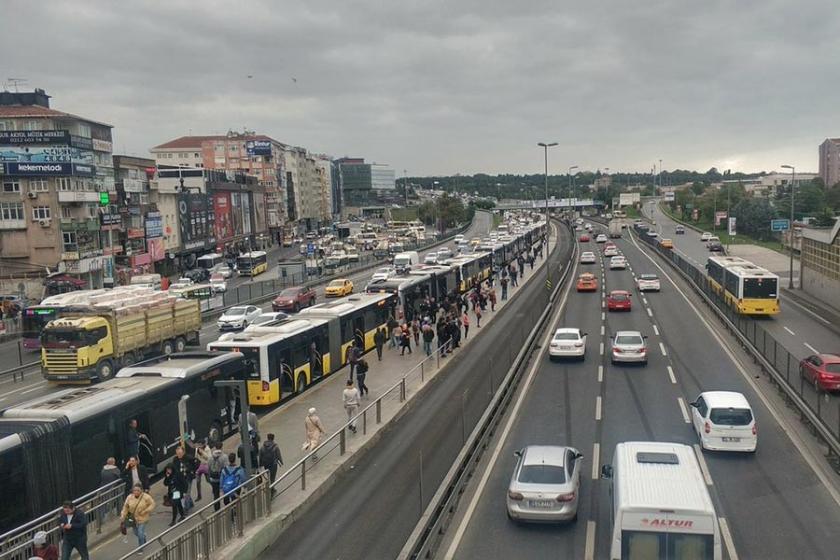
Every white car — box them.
[690,391,757,453]
[580,251,597,264]
[217,305,261,331]
[646,231,659,239]
[549,328,587,360]
[595,234,608,243]
[209,274,227,293]
[424,253,439,265]
[700,232,712,242]
[636,274,661,292]
[370,267,395,282]
[454,234,465,243]
[249,311,289,327]
[585,223,593,231]
[211,264,234,279]
[609,256,627,270]
[437,247,454,260]
[603,245,619,257]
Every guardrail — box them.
[399,220,576,559]
[0,479,125,560]
[631,225,840,469]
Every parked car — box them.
[636,274,661,292]
[800,353,840,392]
[607,290,632,311]
[579,251,597,264]
[576,273,598,292]
[690,391,756,452]
[272,286,317,312]
[217,305,261,331]
[610,330,647,365]
[549,328,587,361]
[325,278,354,297]
[506,445,582,523]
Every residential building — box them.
[819,138,840,188]
[0,88,115,292]
[113,155,158,284]
[800,218,840,305]
[314,155,335,224]
[720,172,818,197]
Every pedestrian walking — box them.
[412,318,421,346]
[500,276,509,300]
[189,439,211,501]
[400,328,412,355]
[474,306,482,328]
[238,410,260,443]
[120,484,155,548]
[163,466,187,527]
[347,340,363,380]
[451,318,462,349]
[237,438,259,473]
[422,323,434,356]
[58,502,89,560]
[528,254,535,270]
[343,379,361,433]
[462,312,470,339]
[220,454,247,505]
[373,328,385,361]
[304,407,326,461]
[356,358,369,396]
[488,288,497,312]
[100,457,122,487]
[32,531,58,560]
[259,433,284,486]
[207,444,226,511]
[387,315,399,348]
[122,457,150,495]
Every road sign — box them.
[306,242,315,255]
[771,218,790,232]
[728,217,737,236]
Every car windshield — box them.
[709,407,753,426]
[611,293,627,301]
[252,315,278,325]
[826,364,840,374]
[640,275,658,281]
[279,289,300,297]
[329,280,344,287]
[616,335,642,345]
[554,332,579,341]
[518,464,566,484]
[226,308,247,316]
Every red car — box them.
[576,272,598,292]
[272,286,317,312]
[800,354,840,392]
[607,290,632,311]
[579,234,590,242]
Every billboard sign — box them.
[619,192,640,207]
[714,211,728,226]
[2,162,95,176]
[771,218,790,232]
[728,217,737,236]
[145,212,163,238]
[0,130,70,145]
[0,146,93,164]
[147,237,165,262]
[213,192,233,242]
[178,193,216,251]
[664,192,675,202]
[246,140,272,156]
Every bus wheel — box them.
[175,337,187,352]
[97,360,115,381]
[162,340,175,355]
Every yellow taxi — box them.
[325,278,354,297]
[659,238,674,249]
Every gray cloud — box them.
[3,0,838,175]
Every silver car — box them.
[611,330,648,365]
[506,445,582,523]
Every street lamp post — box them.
[568,165,579,219]
[781,164,796,289]
[538,142,558,288]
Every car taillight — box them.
[550,342,558,348]
[640,347,646,354]
[557,492,576,502]
[262,381,270,392]
[508,491,524,501]
[574,342,583,347]
[613,347,622,353]
[752,424,757,436]
[704,422,711,434]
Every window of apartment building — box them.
[3,180,20,193]
[0,202,24,221]
[179,153,187,159]
[194,153,200,158]
[62,231,77,251]
[32,206,51,220]
[23,120,40,131]
[229,145,238,152]
[215,143,224,152]
[196,163,203,168]
[28,179,49,192]
[77,123,91,138]
[61,206,72,219]
[0,121,10,131]
[87,204,98,218]
[57,177,72,191]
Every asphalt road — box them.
[0,214,491,410]
[257,222,572,560]
[446,222,840,559]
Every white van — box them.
[601,441,721,560]
[393,251,420,273]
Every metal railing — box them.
[0,479,125,560]
[631,225,840,466]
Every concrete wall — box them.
[802,266,840,309]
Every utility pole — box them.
[538,142,558,289]
[568,165,579,219]
[781,164,796,289]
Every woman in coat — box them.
[163,466,188,527]
[304,407,326,461]
[120,484,156,548]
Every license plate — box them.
[560,346,572,350]
[529,499,554,508]
[722,437,741,442]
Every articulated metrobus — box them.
[445,252,493,292]
[237,251,268,277]
[208,293,397,406]
[706,256,780,316]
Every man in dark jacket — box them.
[99,457,122,487]
[59,501,89,560]
[373,328,385,361]
[122,456,150,495]
[170,446,196,495]
[259,433,284,485]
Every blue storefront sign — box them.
[246,140,272,156]
[2,162,96,176]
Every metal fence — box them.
[0,479,125,560]
[633,225,840,464]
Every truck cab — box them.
[41,316,115,381]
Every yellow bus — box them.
[706,256,780,316]
[207,292,396,405]
[236,251,268,277]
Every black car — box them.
[708,241,724,252]
[184,268,210,283]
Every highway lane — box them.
[0,214,491,410]
[446,224,840,559]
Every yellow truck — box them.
[41,292,201,383]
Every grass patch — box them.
[492,212,502,229]
[390,207,419,221]
[621,206,642,219]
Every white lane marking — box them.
[677,397,691,423]
[646,307,653,317]
[20,384,46,395]
[667,366,677,384]
[443,253,577,559]
[653,324,660,336]
[584,521,597,560]
[599,342,604,356]
[595,396,602,421]
[3,380,48,396]
[591,443,600,480]
[693,444,714,486]
[601,312,605,321]
[642,297,648,306]
[804,342,819,354]
[718,517,739,560]
[783,326,796,336]
[783,294,831,325]
[598,365,603,383]
[628,230,840,509]
[600,325,605,336]
[659,342,667,356]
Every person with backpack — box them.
[355,358,369,397]
[206,444,226,511]
[163,466,187,527]
[221,453,247,505]
[259,433,284,486]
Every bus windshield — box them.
[22,308,59,338]
[742,277,777,299]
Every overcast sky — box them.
[3,0,838,176]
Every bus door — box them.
[353,314,365,349]
[325,317,342,372]
[309,326,330,379]
[277,348,295,395]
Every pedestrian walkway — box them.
[727,244,800,288]
[89,226,556,559]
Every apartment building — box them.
[0,89,115,291]
[819,138,840,188]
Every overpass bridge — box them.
[496,198,604,211]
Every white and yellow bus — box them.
[236,251,268,277]
[706,256,780,316]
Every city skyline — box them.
[3,0,837,175]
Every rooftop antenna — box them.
[6,77,28,92]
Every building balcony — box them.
[0,219,26,230]
[60,218,100,232]
[58,191,100,203]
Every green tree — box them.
[827,183,840,211]
[733,198,776,241]
[417,201,436,226]
[691,182,707,197]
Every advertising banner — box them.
[728,217,737,236]
[241,191,253,235]
[246,139,272,156]
[0,130,70,145]
[0,146,93,164]
[147,237,165,262]
[145,211,163,238]
[714,211,728,226]
[1,162,94,176]
[178,193,216,251]
[213,192,233,242]
[92,138,112,152]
